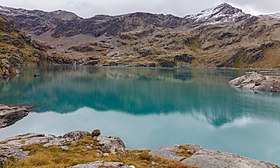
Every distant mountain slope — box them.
[0,3,251,38]
[1,3,280,68]
[0,16,49,77]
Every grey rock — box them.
[0,133,65,165]
[0,104,31,128]
[0,144,29,163]
[151,144,278,168]
[150,144,201,162]
[0,133,65,148]
[0,130,90,164]
[183,148,278,168]
[229,72,280,92]
[97,136,126,154]
[59,145,69,150]
[69,161,132,168]
[63,130,90,141]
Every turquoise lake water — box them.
[0,66,280,164]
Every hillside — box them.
[1,3,280,68]
[0,15,49,77]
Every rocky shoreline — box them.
[229,72,280,92]
[0,130,278,168]
[0,104,31,128]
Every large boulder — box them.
[96,136,126,154]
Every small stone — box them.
[59,146,69,150]
[152,161,156,165]
[91,129,101,137]
[103,153,109,157]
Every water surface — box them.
[0,66,280,164]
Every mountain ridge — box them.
[1,3,280,69]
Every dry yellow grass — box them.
[3,136,196,168]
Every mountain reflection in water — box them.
[1,66,279,127]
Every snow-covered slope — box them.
[186,3,250,25]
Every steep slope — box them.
[0,16,49,77]
[1,3,280,68]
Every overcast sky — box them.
[1,0,280,18]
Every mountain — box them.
[0,15,49,77]
[0,4,250,37]
[1,3,280,68]
[185,3,250,26]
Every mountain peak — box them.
[216,3,234,8]
[186,3,249,25]
[211,3,243,15]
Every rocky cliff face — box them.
[0,15,49,77]
[1,3,280,68]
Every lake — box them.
[0,65,280,164]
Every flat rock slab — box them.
[0,104,31,128]
[0,131,90,165]
[150,144,279,168]
[69,161,133,168]
[229,72,280,92]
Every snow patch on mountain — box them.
[186,3,249,25]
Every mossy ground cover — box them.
[3,136,196,168]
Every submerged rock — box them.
[150,144,278,168]
[0,104,31,128]
[229,72,280,92]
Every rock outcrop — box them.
[0,104,31,128]
[229,72,280,92]
[0,133,66,164]
[150,144,278,168]
[0,130,127,165]
[96,136,126,154]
